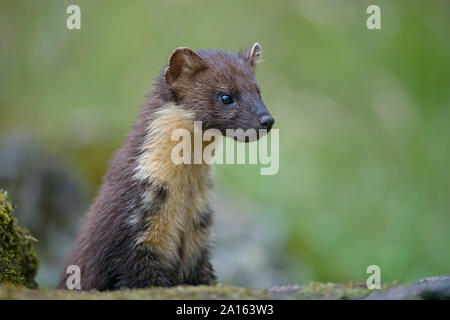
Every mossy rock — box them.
[0,283,370,300]
[1,275,449,299]
[0,190,39,288]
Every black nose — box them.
[259,115,274,129]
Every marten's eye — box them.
[219,94,234,106]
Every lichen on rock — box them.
[0,189,39,288]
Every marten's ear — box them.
[241,42,263,71]
[165,47,209,86]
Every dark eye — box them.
[220,94,234,105]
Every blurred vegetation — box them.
[0,0,449,286]
[0,190,39,288]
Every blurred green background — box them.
[1,0,449,288]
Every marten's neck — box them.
[133,102,210,185]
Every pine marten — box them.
[58,43,274,291]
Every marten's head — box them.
[163,43,274,142]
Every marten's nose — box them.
[259,115,275,130]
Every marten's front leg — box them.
[188,250,216,285]
[112,246,175,289]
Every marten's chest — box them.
[140,166,213,276]
[134,104,214,276]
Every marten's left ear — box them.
[241,42,263,71]
[165,47,209,86]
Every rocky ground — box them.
[0,275,449,300]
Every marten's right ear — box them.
[165,47,209,86]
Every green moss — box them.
[0,282,396,300]
[0,284,271,300]
[0,277,447,300]
[293,282,395,300]
[0,190,39,289]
